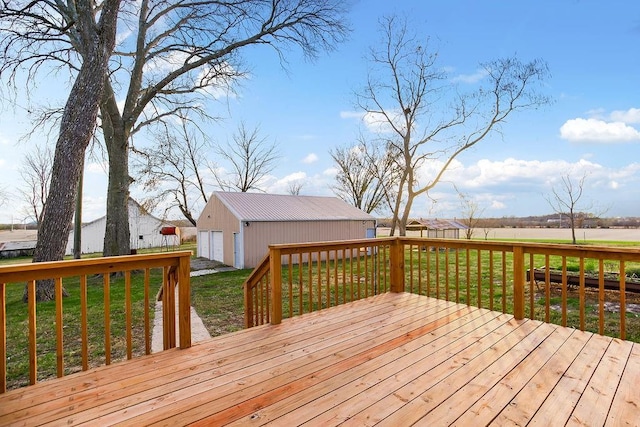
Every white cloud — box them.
[323,167,338,177]
[339,111,362,120]
[451,69,489,84]
[340,109,404,134]
[404,156,640,218]
[86,161,108,174]
[302,153,318,164]
[559,118,640,143]
[610,108,640,124]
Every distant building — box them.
[406,218,468,239]
[65,198,180,255]
[196,192,376,269]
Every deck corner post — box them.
[390,238,405,293]
[178,253,192,349]
[270,247,283,325]
[513,246,525,320]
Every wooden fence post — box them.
[513,246,525,320]
[270,247,283,324]
[390,238,405,293]
[178,253,192,349]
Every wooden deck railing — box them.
[244,237,640,342]
[0,251,192,393]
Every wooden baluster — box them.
[620,260,626,340]
[598,259,605,335]
[104,274,112,361]
[0,282,5,393]
[579,257,585,331]
[488,250,494,311]
[80,275,88,369]
[144,269,151,353]
[55,278,64,377]
[27,280,37,385]
[125,271,132,359]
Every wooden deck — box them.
[0,292,638,426]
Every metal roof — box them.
[406,219,468,230]
[213,192,375,222]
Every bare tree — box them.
[1,0,121,301]
[457,191,485,240]
[330,138,399,214]
[18,144,52,224]
[545,173,605,244]
[214,122,280,192]
[356,15,550,235]
[287,180,304,195]
[99,0,348,256]
[2,1,349,257]
[0,186,7,209]
[135,116,212,225]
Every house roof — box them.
[406,218,468,230]
[77,198,176,228]
[213,192,375,222]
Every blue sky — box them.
[1,0,640,224]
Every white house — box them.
[65,198,180,255]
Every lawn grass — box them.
[3,238,640,391]
[3,269,165,390]
[1,244,195,390]
[190,269,249,336]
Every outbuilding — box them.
[65,198,180,255]
[196,192,377,269]
[406,218,468,239]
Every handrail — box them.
[243,253,271,328]
[0,251,191,393]
[244,237,640,342]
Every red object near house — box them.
[160,226,177,235]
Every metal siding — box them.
[196,196,240,264]
[197,193,376,267]
[243,220,376,268]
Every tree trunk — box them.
[73,155,84,259]
[30,0,121,301]
[102,102,132,257]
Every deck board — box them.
[0,292,638,426]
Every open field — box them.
[5,227,640,245]
[377,227,640,243]
[0,230,37,243]
[481,227,640,242]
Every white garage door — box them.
[210,231,223,262]
[198,231,209,259]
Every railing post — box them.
[178,253,191,349]
[270,247,283,324]
[513,246,525,320]
[390,238,405,293]
[0,283,5,393]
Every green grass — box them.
[1,243,196,390]
[190,269,249,336]
[4,269,165,389]
[4,238,640,391]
